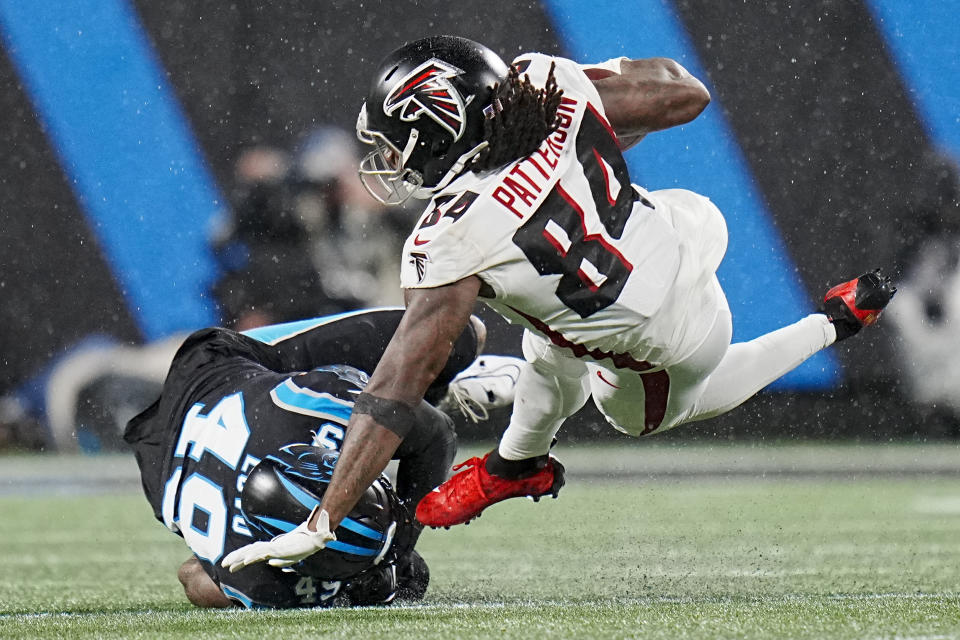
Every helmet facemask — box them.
[357,104,489,206]
[356,37,508,206]
[357,104,425,205]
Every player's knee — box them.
[437,410,456,446]
[528,359,590,420]
[418,402,456,441]
[427,409,458,460]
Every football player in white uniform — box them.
[222,35,895,569]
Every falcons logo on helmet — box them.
[383,58,469,142]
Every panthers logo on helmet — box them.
[383,58,468,142]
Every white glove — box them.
[221,507,335,573]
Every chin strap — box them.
[415,141,490,198]
[400,128,420,166]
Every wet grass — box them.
[1,446,959,638]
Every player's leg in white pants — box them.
[682,312,835,423]
[591,279,837,435]
[497,329,591,460]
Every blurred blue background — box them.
[0,0,957,447]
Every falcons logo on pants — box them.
[383,58,469,141]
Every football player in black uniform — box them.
[124,308,484,608]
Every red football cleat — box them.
[821,269,896,341]
[416,452,565,527]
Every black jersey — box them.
[126,327,378,608]
[126,310,474,608]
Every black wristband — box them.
[352,392,417,439]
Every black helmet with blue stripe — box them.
[240,443,408,580]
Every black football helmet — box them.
[357,35,508,205]
[240,443,407,580]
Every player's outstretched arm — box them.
[586,57,710,147]
[221,277,481,572]
[318,277,482,529]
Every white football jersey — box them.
[400,53,728,369]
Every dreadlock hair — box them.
[470,61,563,173]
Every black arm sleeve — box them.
[263,308,479,395]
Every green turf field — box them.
[1,443,959,639]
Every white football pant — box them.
[498,277,837,459]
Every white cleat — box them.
[439,355,524,422]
